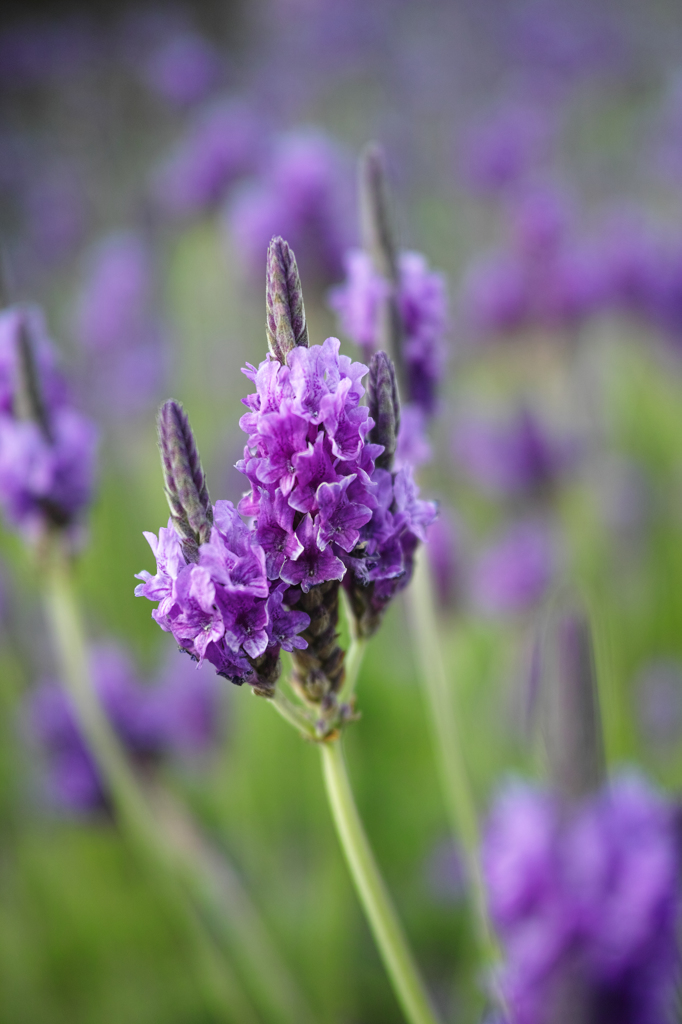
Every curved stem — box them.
[267,686,317,739]
[320,739,442,1024]
[406,549,497,965]
[41,533,259,1024]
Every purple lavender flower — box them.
[143,31,222,107]
[453,407,577,498]
[26,643,223,814]
[330,248,447,418]
[471,520,556,616]
[152,99,264,219]
[138,242,436,705]
[73,230,167,414]
[459,100,553,195]
[483,774,681,1024]
[0,305,97,537]
[460,187,608,343]
[227,131,352,287]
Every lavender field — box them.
[1,2,682,1022]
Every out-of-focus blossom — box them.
[453,407,577,498]
[152,99,264,219]
[459,102,553,195]
[483,774,681,1024]
[426,510,460,609]
[460,187,608,342]
[330,248,447,418]
[227,131,352,287]
[395,404,432,470]
[635,659,682,747]
[19,164,88,273]
[143,31,223,107]
[26,643,223,814]
[73,230,167,414]
[471,519,556,616]
[0,305,97,538]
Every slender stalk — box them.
[146,782,317,1024]
[320,738,442,1024]
[338,636,367,706]
[406,548,496,964]
[267,686,317,739]
[41,532,259,1024]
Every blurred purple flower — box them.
[330,248,447,417]
[471,519,556,616]
[453,407,577,498]
[0,305,97,538]
[483,774,680,1024]
[395,404,432,470]
[26,643,223,814]
[460,190,608,342]
[143,31,223,107]
[426,510,460,609]
[459,101,553,195]
[152,98,264,219]
[227,130,352,287]
[73,230,167,414]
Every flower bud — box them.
[157,400,213,562]
[367,350,400,471]
[266,236,308,363]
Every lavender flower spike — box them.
[367,350,400,472]
[157,400,213,562]
[266,236,309,363]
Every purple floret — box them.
[483,775,681,1024]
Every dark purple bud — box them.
[266,236,308,364]
[367,350,400,471]
[538,601,605,801]
[157,400,213,562]
[358,144,406,390]
[15,315,52,442]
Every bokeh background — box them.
[2,1,682,1021]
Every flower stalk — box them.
[320,738,442,1024]
[406,548,497,965]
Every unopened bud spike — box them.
[368,351,400,471]
[157,400,213,561]
[266,236,308,363]
[15,315,52,442]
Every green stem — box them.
[320,739,442,1024]
[267,686,317,739]
[406,549,496,964]
[338,636,367,706]
[41,533,259,1024]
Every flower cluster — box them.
[483,775,681,1024]
[0,304,97,537]
[27,644,222,813]
[136,239,436,706]
[135,500,311,689]
[330,248,447,418]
